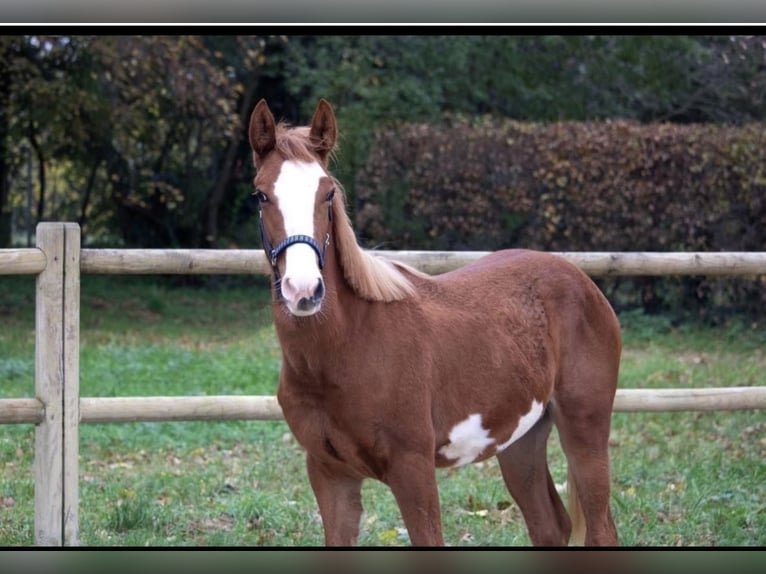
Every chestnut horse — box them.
[248,99,621,546]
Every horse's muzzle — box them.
[281,276,325,317]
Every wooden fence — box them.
[1,222,766,546]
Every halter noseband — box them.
[258,200,333,282]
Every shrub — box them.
[355,118,766,318]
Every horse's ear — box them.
[309,99,338,164]
[249,99,276,165]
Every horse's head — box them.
[248,99,338,317]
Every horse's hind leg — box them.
[553,391,618,546]
[550,282,621,546]
[495,405,571,546]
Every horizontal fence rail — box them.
[80,248,266,275]
[0,398,45,424]
[2,222,766,546]
[78,248,766,276]
[0,247,47,275]
[382,250,766,276]
[3,387,766,426]
[78,396,285,423]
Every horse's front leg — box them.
[306,454,364,546]
[386,452,444,546]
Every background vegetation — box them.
[2,35,766,251]
[356,119,766,317]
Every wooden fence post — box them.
[34,223,80,546]
[62,223,80,546]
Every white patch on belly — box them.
[439,400,546,467]
[438,413,494,467]
[497,400,545,452]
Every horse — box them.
[248,98,622,546]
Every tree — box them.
[2,35,279,248]
[3,35,765,248]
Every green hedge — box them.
[355,118,766,318]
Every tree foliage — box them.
[1,34,277,247]
[1,34,765,249]
[280,35,766,205]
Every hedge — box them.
[355,118,766,318]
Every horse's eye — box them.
[326,188,335,202]
[254,190,269,203]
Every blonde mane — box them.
[274,124,323,163]
[331,181,425,302]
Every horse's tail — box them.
[567,468,586,545]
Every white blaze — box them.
[273,160,326,315]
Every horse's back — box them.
[427,248,621,378]
[431,249,610,311]
[434,249,582,284]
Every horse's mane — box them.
[275,123,335,163]
[275,121,424,302]
[331,182,426,302]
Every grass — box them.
[0,275,764,547]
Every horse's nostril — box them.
[313,279,325,301]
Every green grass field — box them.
[0,275,764,546]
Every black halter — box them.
[258,202,332,283]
